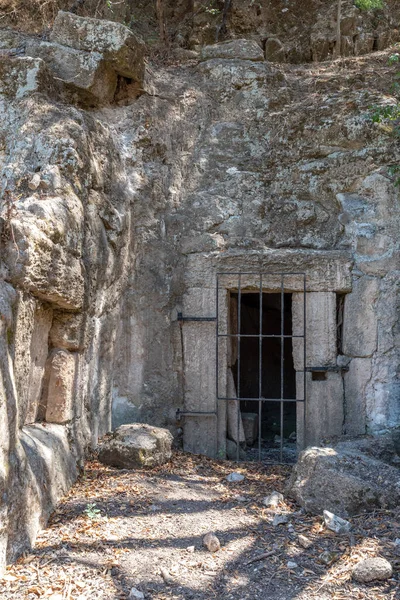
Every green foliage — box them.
[84,503,101,520]
[355,0,383,9]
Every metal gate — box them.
[216,272,307,463]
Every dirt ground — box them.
[0,451,399,600]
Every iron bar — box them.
[237,274,241,462]
[258,274,263,462]
[280,275,284,463]
[217,396,304,403]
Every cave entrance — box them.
[216,273,305,463]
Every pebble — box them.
[323,510,351,534]
[203,532,221,552]
[352,557,393,583]
[287,561,298,569]
[287,524,295,533]
[128,589,144,600]
[226,472,245,482]
[272,514,289,527]
[234,495,247,502]
[160,567,174,585]
[298,534,313,549]
[263,491,284,507]
[186,545,195,553]
[28,173,41,190]
[319,550,338,565]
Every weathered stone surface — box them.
[8,424,78,563]
[0,56,59,100]
[297,372,344,448]
[352,557,393,583]
[49,312,88,352]
[343,358,371,436]
[264,38,285,62]
[241,412,258,446]
[45,350,77,424]
[226,439,246,461]
[343,277,379,357]
[200,40,264,62]
[292,292,337,369]
[50,11,145,81]
[26,40,117,105]
[98,424,173,469]
[287,443,400,516]
[203,532,220,552]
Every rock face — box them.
[0,0,399,575]
[200,39,264,62]
[287,442,400,516]
[51,11,145,81]
[98,424,173,469]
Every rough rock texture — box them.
[51,11,145,81]
[352,557,393,583]
[0,1,399,573]
[200,40,264,62]
[287,442,400,516]
[98,424,173,469]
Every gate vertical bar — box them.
[237,274,242,462]
[215,274,219,458]
[303,273,307,446]
[280,274,284,463]
[258,274,263,461]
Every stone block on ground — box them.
[287,441,400,516]
[98,423,173,469]
[226,439,246,461]
[241,412,259,446]
[352,557,393,583]
[200,39,264,62]
[25,40,117,105]
[50,11,145,81]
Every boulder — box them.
[287,444,400,517]
[241,412,258,446]
[50,11,145,82]
[25,40,117,105]
[226,439,246,460]
[352,557,393,583]
[200,39,264,62]
[98,423,173,469]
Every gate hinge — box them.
[177,312,216,322]
[176,409,217,421]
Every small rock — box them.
[186,545,195,553]
[226,472,244,483]
[28,173,41,190]
[287,524,295,533]
[287,561,298,569]
[298,534,313,549]
[203,532,221,553]
[323,510,351,534]
[160,567,174,585]
[263,491,284,507]
[352,557,393,583]
[289,431,297,441]
[274,435,282,444]
[273,514,289,527]
[394,538,400,546]
[128,589,144,600]
[234,495,247,502]
[319,551,339,566]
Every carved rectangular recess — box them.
[216,272,306,463]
